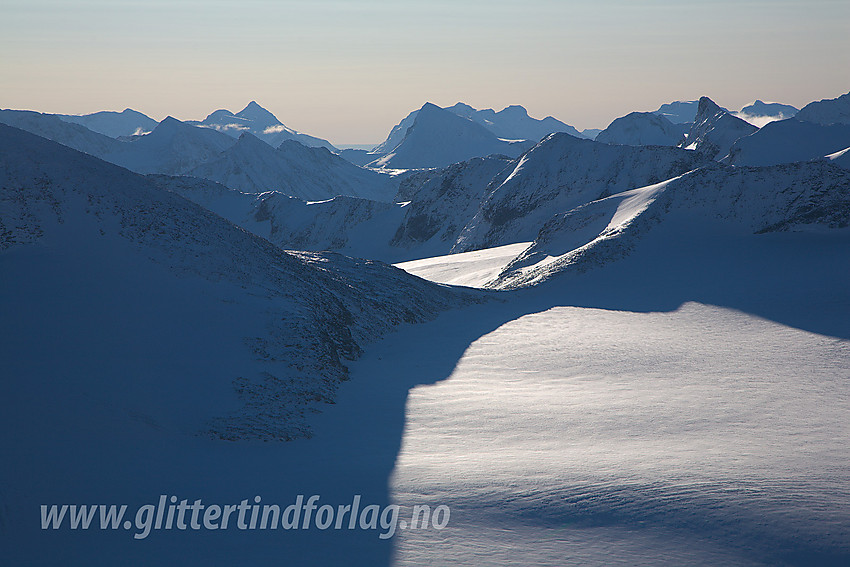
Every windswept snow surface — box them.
[394,242,531,287]
[387,293,850,566]
[370,207,850,566]
[377,156,850,564]
[4,95,850,567]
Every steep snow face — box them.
[57,108,159,138]
[248,193,407,259]
[373,108,420,156]
[163,155,513,263]
[454,133,708,253]
[389,156,515,257]
[191,101,337,151]
[595,112,687,147]
[395,241,531,287]
[495,161,850,289]
[827,146,850,169]
[186,134,399,202]
[654,100,701,124]
[0,123,468,442]
[369,103,533,170]
[161,178,411,261]
[445,102,586,141]
[153,174,405,259]
[796,91,850,125]
[726,119,850,167]
[733,100,798,128]
[680,97,758,160]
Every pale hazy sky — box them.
[2,0,849,144]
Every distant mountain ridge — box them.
[0,110,393,201]
[596,112,687,147]
[444,102,585,140]
[0,122,468,441]
[57,108,159,138]
[654,100,702,124]
[342,101,586,168]
[493,160,850,289]
[366,103,533,170]
[164,132,709,264]
[680,97,758,160]
[188,101,337,151]
[796,91,850,125]
[187,132,398,202]
[726,119,850,167]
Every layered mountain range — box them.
[3,88,849,567]
[4,90,849,278]
[0,123,470,441]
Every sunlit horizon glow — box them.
[2,0,848,145]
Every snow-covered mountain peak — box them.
[190,103,336,151]
[492,159,850,289]
[235,100,282,128]
[596,111,686,147]
[695,96,724,120]
[742,100,798,116]
[55,108,159,138]
[654,100,701,124]
[733,100,799,127]
[356,101,584,168]
[154,115,186,131]
[681,96,757,159]
[186,132,399,201]
[418,101,443,115]
[453,132,709,252]
[235,130,270,148]
[202,108,243,123]
[368,103,532,169]
[500,105,530,117]
[446,102,476,117]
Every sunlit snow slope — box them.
[394,242,531,287]
[377,208,850,565]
